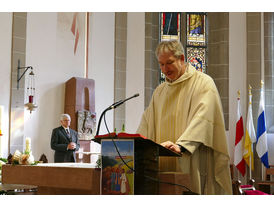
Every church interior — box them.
[0,10,274,196]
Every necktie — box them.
[66,129,69,135]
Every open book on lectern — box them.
[94,132,181,157]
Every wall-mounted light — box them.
[17,59,38,113]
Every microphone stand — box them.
[95,106,112,137]
[95,93,139,137]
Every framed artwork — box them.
[77,110,96,140]
[101,139,134,195]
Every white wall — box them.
[125,13,145,133]
[24,12,86,162]
[228,13,247,163]
[88,12,115,160]
[89,12,115,134]
[0,13,12,158]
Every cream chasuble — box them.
[137,64,232,195]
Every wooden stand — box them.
[97,134,185,195]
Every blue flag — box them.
[256,85,269,168]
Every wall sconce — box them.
[17,59,38,113]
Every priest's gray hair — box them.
[155,40,185,59]
[60,114,71,121]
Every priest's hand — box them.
[161,141,181,153]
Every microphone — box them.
[109,93,139,109]
[95,93,140,136]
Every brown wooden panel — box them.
[158,172,191,195]
[2,164,100,194]
[65,77,95,131]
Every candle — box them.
[25,137,31,153]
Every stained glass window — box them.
[186,13,207,73]
[159,12,181,83]
[186,47,206,73]
[158,12,207,84]
[160,12,181,41]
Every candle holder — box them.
[17,59,38,113]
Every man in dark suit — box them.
[51,114,80,162]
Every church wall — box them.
[88,12,115,160]
[10,12,27,156]
[125,13,145,133]
[0,12,12,158]
[207,12,229,130]
[89,12,115,135]
[114,12,127,132]
[24,12,86,162]
[263,13,274,166]
[228,12,247,164]
[144,12,160,109]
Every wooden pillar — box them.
[64,77,95,131]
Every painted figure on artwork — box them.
[115,167,121,192]
[102,166,112,193]
[120,168,129,194]
[190,14,202,35]
[110,167,116,192]
[196,63,203,72]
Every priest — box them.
[137,40,232,195]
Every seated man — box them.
[51,114,80,162]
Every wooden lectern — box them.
[95,133,183,195]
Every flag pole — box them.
[260,12,265,181]
[259,80,267,181]
[235,89,247,180]
[236,90,240,181]
[237,90,240,181]
[261,80,264,181]
[250,144,252,179]
[248,85,252,179]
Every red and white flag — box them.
[234,93,246,177]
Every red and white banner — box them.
[234,95,246,177]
